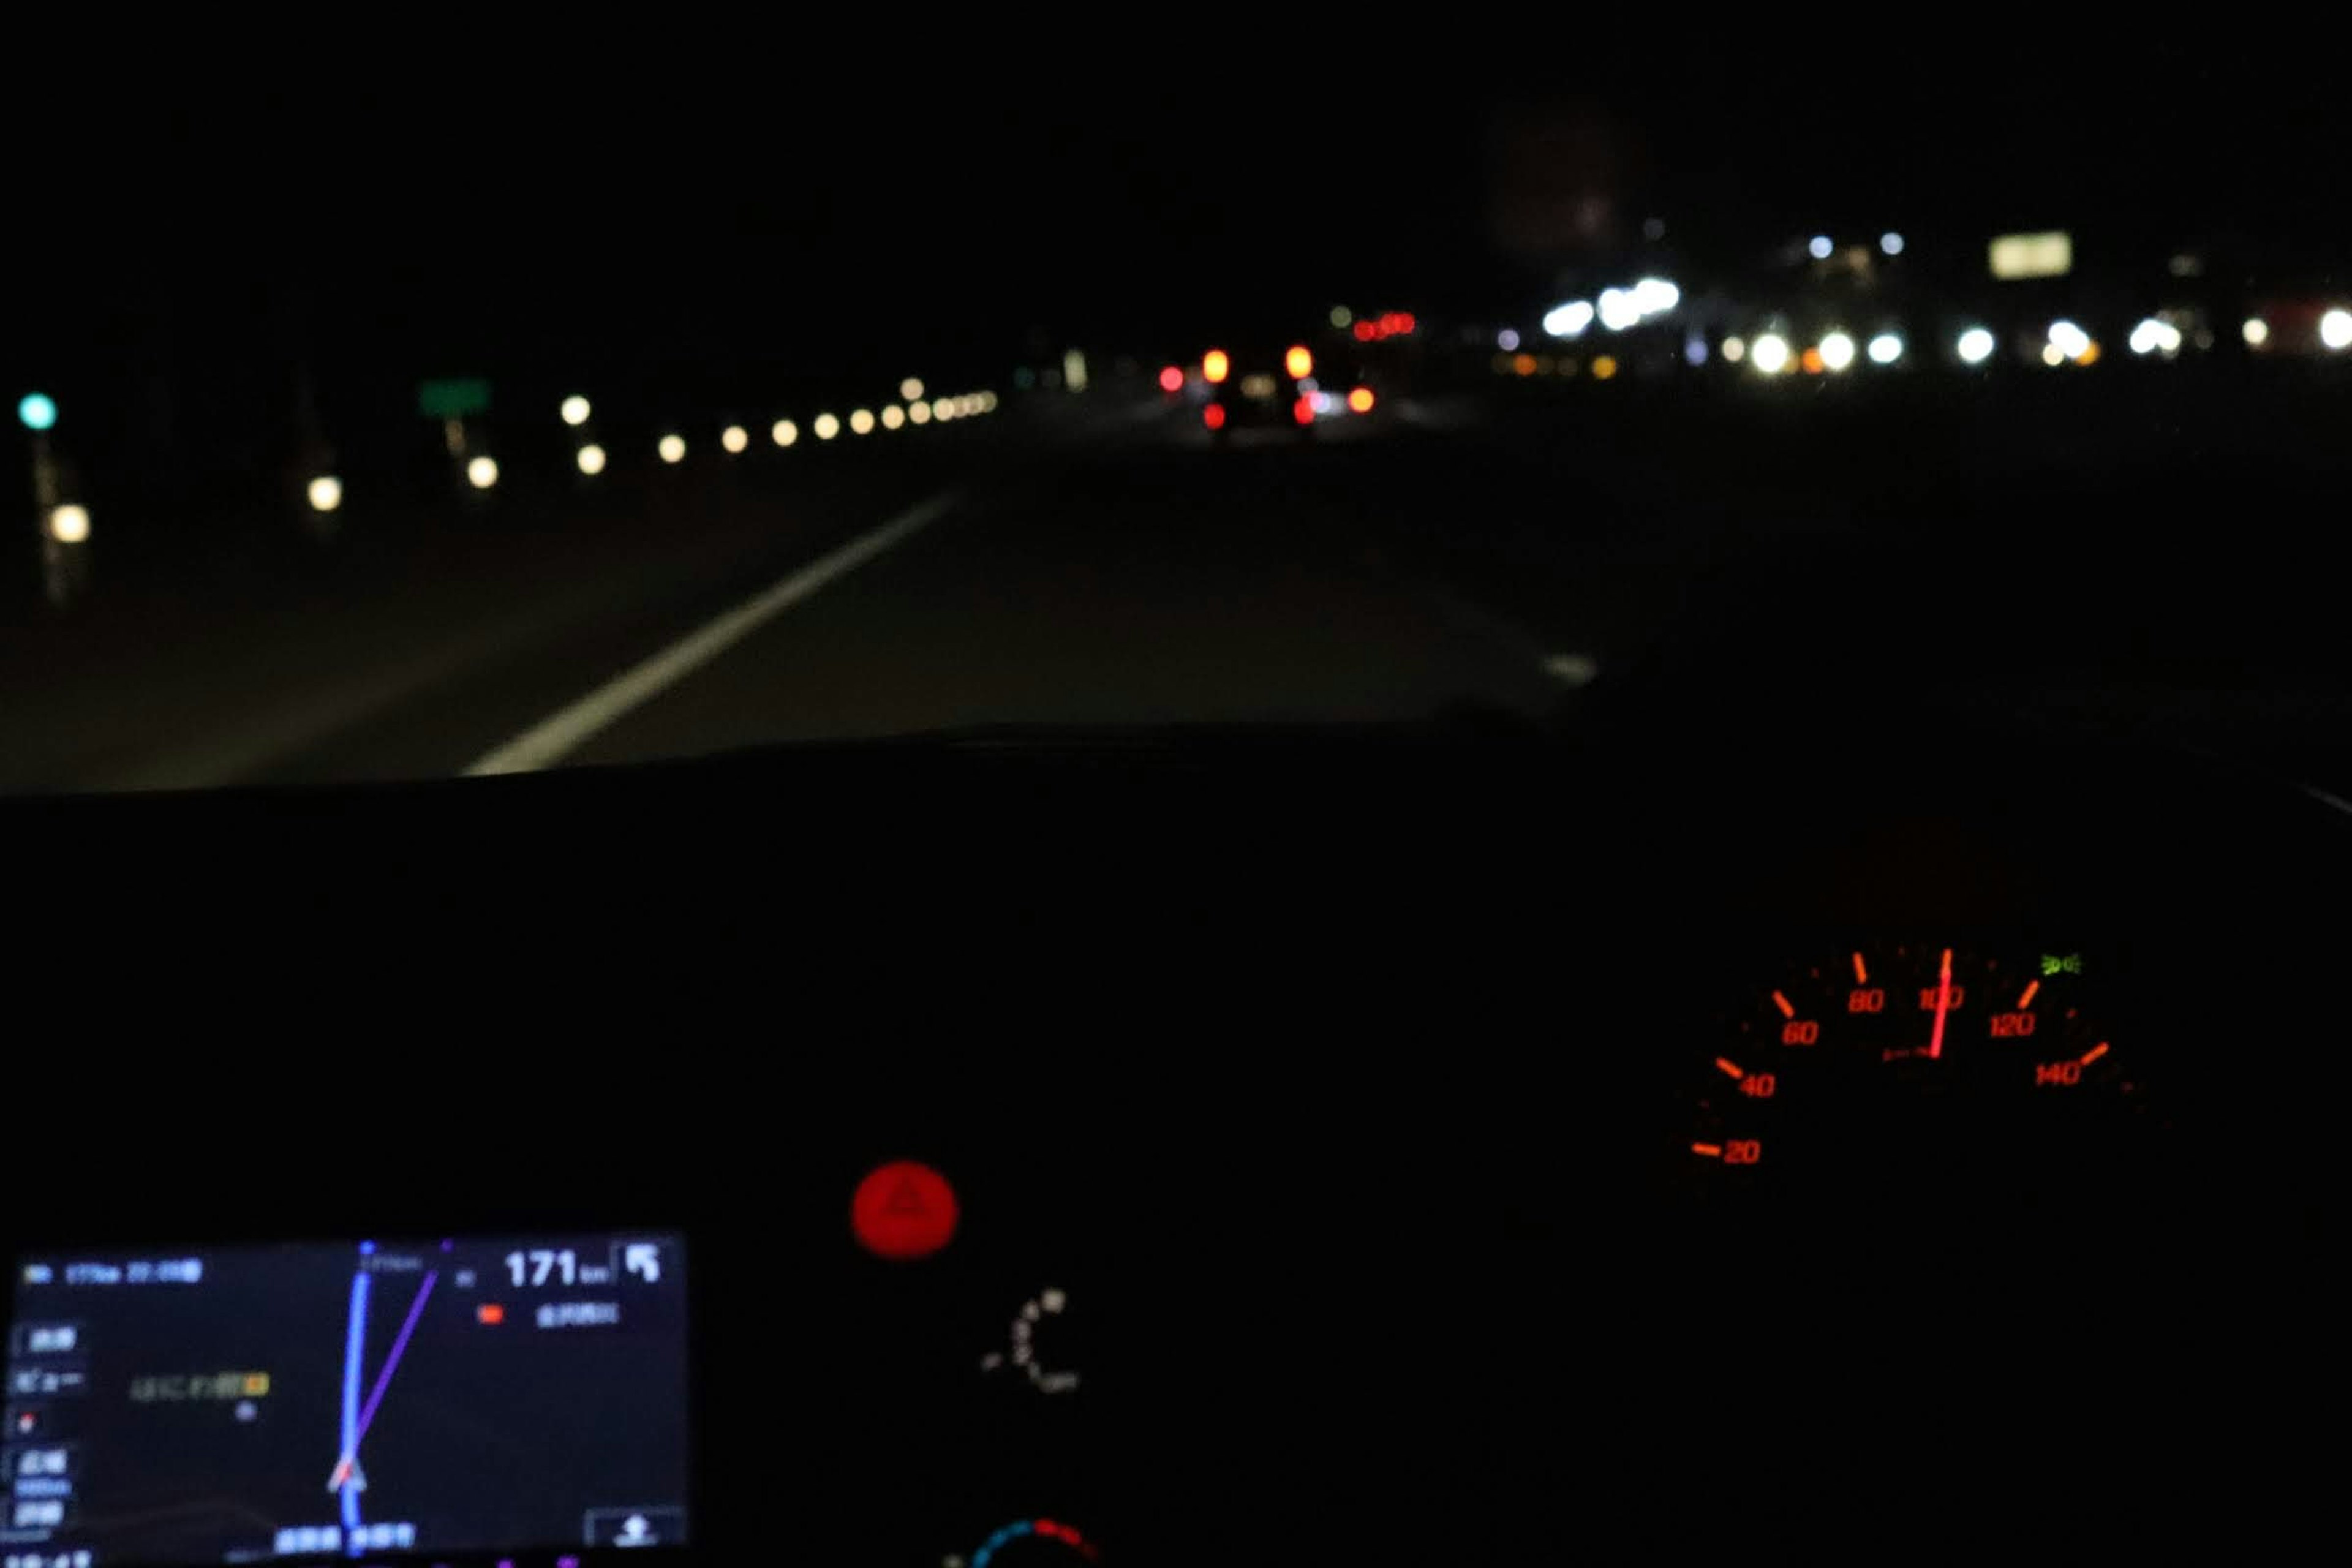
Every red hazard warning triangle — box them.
[851,1160,959,1260]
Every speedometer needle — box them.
[1928,947,1954,1060]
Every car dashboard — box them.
[5,715,2337,1563]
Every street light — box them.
[1957,327,1997,365]
[900,377,925,402]
[307,476,343,513]
[1818,331,1857,372]
[576,443,608,475]
[772,419,799,447]
[658,434,686,463]
[1867,332,1904,365]
[881,404,907,430]
[721,424,749,454]
[1749,333,1793,374]
[467,456,499,489]
[814,413,840,440]
[560,396,592,427]
[2321,309,2352,351]
[849,409,876,435]
[47,504,89,544]
[17,393,56,432]
[908,401,932,426]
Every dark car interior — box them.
[9,637,2336,1562]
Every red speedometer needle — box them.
[1928,947,1954,1060]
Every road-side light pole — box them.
[18,391,89,608]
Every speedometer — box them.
[1691,946,2152,1199]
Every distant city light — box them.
[721,424,749,454]
[2047,320,2092,362]
[1063,349,1089,392]
[47,504,89,544]
[1543,300,1595,338]
[1284,345,1314,379]
[17,392,58,432]
[1721,336,1747,364]
[2241,317,2271,348]
[467,456,499,489]
[1347,386,1375,413]
[1957,326,1997,365]
[1496,328,1521,352]
[772,418,799,447]
[1596,288,1642,331]
[1750,333,1792,374]
[815,413,841,440]
[908,401,932,425]
[881,404,906,430]
[978,391,999,412]
[576,443,608,475]
[849,409,876,435]
[1631,277,1680,315]
[2128,318,2183,356]
[1818,331,1857,372]
[1683,332,1708,367]
[1808,235,1834,260]
[931,398,954,421]
[900,377,925,402]
[1202,349,1231,384]
[560,395,592,427]
[1158,365,1185,393]
[1329,306,1352,329]
[1590,355,1619,381]
[306,476,342,513]
[658,434,687,463]
[1866,332,1904,365]
[1880,232,1905,256]
[2321,309,2352,351]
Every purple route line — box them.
[351,1270,437,1446]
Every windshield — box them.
[5,50,2346,792]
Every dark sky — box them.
[6,37,2343,402]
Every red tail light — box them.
[1204,404,1227,431]
[1292,397,1314,426]
[1158,365,1184,393]
[1352,320,1377,343]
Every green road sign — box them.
[417,379,492,420]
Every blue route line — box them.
[339,1269,371,1537]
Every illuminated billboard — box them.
[1988,232,2073,280]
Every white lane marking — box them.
[464,491,960,776]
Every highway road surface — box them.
[4,377,2350,796]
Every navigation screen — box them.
[3,1235,688,1565]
